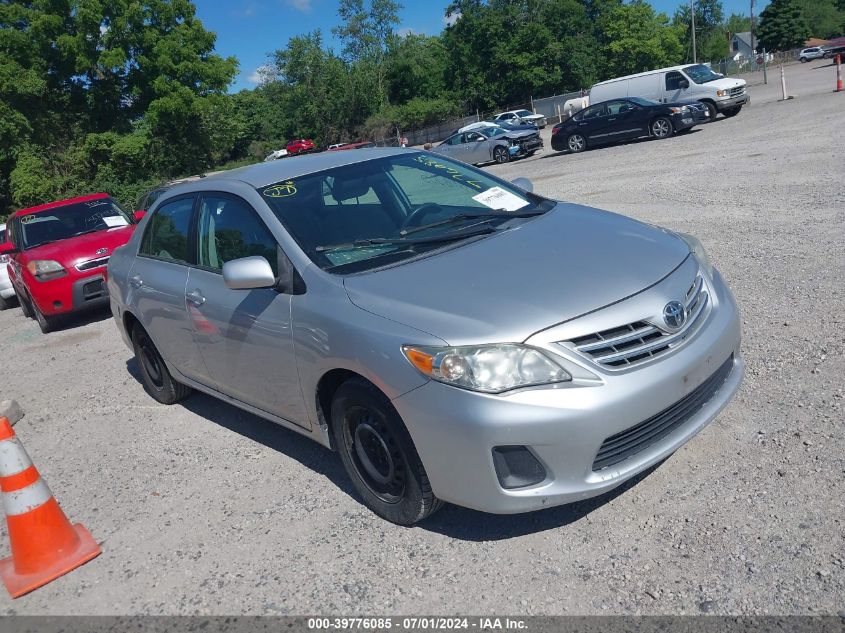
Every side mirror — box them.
[511,177,534,193]
[679,79,690,89]
[223,256,276,290]
[133,210,146,223]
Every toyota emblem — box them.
[663,301,687,330]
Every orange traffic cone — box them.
[0,417,100,598]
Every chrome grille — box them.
[729,86,745,97]
[76,256,109,272]
[562,275,709,369]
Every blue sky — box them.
[193,1,768,92]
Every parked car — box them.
[264,149,289,161]
[5,193,137,333]
[286,139,316,155]
[329,141,377,151]
[459,120,538,134]
[493,109,547,128]
[432,126,542,165]
[0,225,16,310]
[589,63,748,120]
[108,148,743,525]
[799,47,825,62]
[551,97,701,153]
[135,186,173,217]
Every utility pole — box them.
[691,0,697,63]
[750,0,756,56]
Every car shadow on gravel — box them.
[48,306,113,333]
[418,461,664,541]
[125,358,357,499]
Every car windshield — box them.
[481,127,509,138]
[0,228,6,243]
[17,199,131,250]
[259,152,553,274]
[514,110,534,117]
[629,96,660,107]
[683,64,723,84]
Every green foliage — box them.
[600,1,683,76]
[796,0,845,39]
[758,0,812,51]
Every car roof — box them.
[11,193,110,217]
[591,64,703,87]
[186,147,412,189]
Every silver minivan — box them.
[108,149,743,525]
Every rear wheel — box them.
[567,133,586,153]
[0,295,11,311]
[493,146,510,164]
[331,378,443,525]
[131,324,192,404]
[723,106,742,117]
[651,116,673,139]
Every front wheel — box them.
[723,106,742,117]
[651,117,673,139]
[32,302,60,334]
[19,292,33,318]
[331,378,443,525]
[701,101,717,121]
[800,57,807,63]
[493,146,510,164]
[0,295,11,311]
[131,324,192,404]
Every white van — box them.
[589,63,748,120]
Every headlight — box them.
[717,89,728,97]
[402,344,571,393]
[26,260,67,281]
[677,233,713,278]
[669,106,690,114]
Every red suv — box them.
[5,193,137,333]
[285,138,316,155]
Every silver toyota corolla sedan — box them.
[107,148,743,525]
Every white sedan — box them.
[493,109,547,128]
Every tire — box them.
[131,324,192,404]
[32,301,60,334]
[493,146,510,164]
[701,101,717,121]
[331,378,443,525]
[800,57,807,63]
[567,133,586,153]
[723,106,742,117]
[651,116,673,139]
[0,295,10,311]
[19,292,33,318]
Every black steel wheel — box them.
[131,324,192,404]
[331,378,443,525]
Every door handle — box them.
[129,275,143,289]
[186,290,206,306]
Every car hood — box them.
[343,203,691,345]
[707,77,746,90]
[22,225,136,267]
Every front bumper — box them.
[392,268,743,514]
[28,271,109,316]
[716,94,749,110]
[671,113,697,132]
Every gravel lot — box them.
[1,61,842,616]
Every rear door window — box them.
[139,196,194,263]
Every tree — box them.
[600,0,684,77]
[757,0,811,51]
[674,0,727,61]
[796,0,845,39]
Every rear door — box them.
[185,192,309,428]
[129,194,211,384]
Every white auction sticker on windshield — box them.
[102,216,129,227]
[472,186,529,212]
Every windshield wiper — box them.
[316,226,497,252]
[26,240,59,249]
[400,210,544,237]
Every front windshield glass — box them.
[683,64,723,84]
[482,127,508,138]
[17,199,131,250]
[514,110,534,117]
[259,152,553,274]
[629,96,660,106]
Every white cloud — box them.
[396,26,415,37]
[286,0,312,12]
[247,65,276,85]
